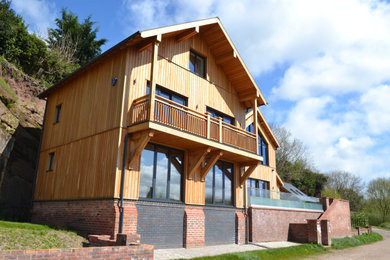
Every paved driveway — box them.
[308,228,390,260]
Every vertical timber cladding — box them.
[204,206,236,245]
[136,201,185,249]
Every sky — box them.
[12,0,390,182]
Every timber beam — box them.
[200,150,223,181]
[239,162,258,186]
[137,35,162,52]
[176,27,199,42]
[128,130,154,169]
[215,51,237,65]
[188,147,211,179]
[239,91,259,102]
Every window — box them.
[246,123,269,166]
[47,152,55,171]
[206,107,235,125]
[189,50,206,78]
[139,143,184,201]
[205,160,233,206]
[258,134,268,166]
[146,82,187,106]
[54,104,62,123]
[247,178,269,198]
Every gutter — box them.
[118,133,130,233]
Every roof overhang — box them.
[39,17,266,107]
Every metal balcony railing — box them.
[129,95,257,153]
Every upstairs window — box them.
[246,123,254,134]
[146,82,187,106]
[54,104,62,123]
[206,107,235,125]
[189,50,206,78]
[47,152,55,171]
[258,133,268,166]
[139,143,184,202]
[247,178,270,197]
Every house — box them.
[32,18,351,249]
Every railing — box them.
[248,188,323,211]
[129,95,257,153]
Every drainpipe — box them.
[244,180,249,244]
[29,100,48,221]
[119,133,130,234]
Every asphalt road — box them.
[308,228,390,260]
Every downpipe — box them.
[118,133,130,234]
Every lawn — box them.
[0,220,87,250]
[331,232,383,249]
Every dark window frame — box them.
[189,50,206,78]
[139,142,185,202]
[146,82,188,106]
[47,152,55,171]
[246,123,269,166]
[206,107,235,125]
[205,160,234,206]
[247,178,270,197]
[54,104,62,123]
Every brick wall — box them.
[318,198,352,238]
[0,245,153,260]
[136,200,185,249]
[204,206,235,246]
[249,206,322,242]
[235,210,246,244]
[288,223,308,243]
[184,206,205,248]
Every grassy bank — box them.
[0,220,86,250]
[331,232,383,249]
[190,244,327,260]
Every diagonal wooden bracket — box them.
[239,162,259,186]
[176,27,199,42]
[128,130,154,169]
[137,35,162,52]
[188,147,211,179]
[200,151,223,181]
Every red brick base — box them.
[184,206,205,248]
[235,210,246,244]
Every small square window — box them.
[54,104,62,123]
[189,51,206,78]
[47,152,55,171]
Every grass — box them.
[189,244,327,260]
[377,222,390,230]
[0,220,87,250]
[331,232,383,250]
[0,76,17,101]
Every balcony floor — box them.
[128,121,262,164]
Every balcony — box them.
[248,188,323,211]
[129,95,258,155]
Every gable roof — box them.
[39,18,266,106]
[245,108,280,148]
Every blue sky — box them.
[12,0,390,182]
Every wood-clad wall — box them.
[35,51,127,200]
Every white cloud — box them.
[11,0,56,38]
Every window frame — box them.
[146,82,188,106]
[206,107,235,125]
[205,160,234,206]
[247,178,270,197]
[189,50,206,78]
[47,152,55,172]
[139,142,185,203]
[54,104,62,124]
[246,123,269,166]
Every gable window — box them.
[189,50,206,78]
[146,82,187,106]
[247,178,270,198]
[139,143,184,201]
[246,123,254,134]
[54,104,62,123]
[47,152,55,171]
[258,134,268,166]
[205,160,233,206]
[206,107,235,125]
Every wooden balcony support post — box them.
[239,162,258,187]
[252,97,259,154]
[218,117,223,143]
[206,112,211,139]
[200,151,223,181]
[128,130,154,169]
[149,36,161,121]
[188,147,211,180]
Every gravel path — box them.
[154,241,300,260]
[307,228,390,260]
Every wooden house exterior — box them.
[32,18,283,248]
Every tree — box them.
[367,178,390,222]
[47,9,107,67]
